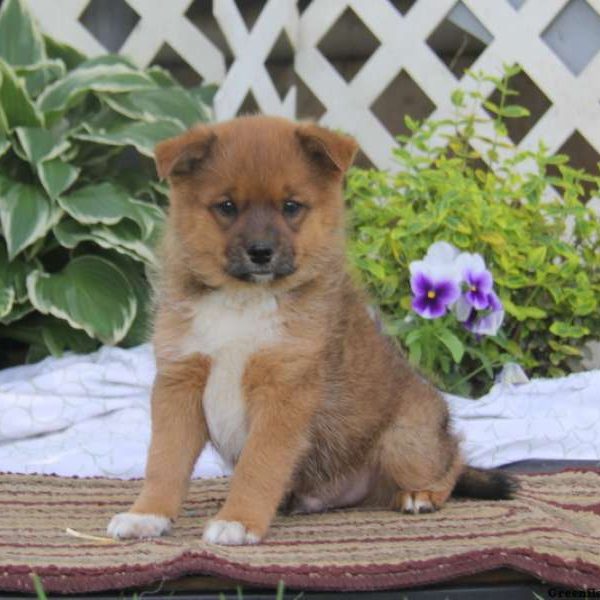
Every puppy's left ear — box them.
[154,125,216,180]
[296,123,358,176]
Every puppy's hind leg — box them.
[378,407,463,515]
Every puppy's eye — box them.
[282,199,304,218]
[213,199,238,218]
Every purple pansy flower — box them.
[463,291,504,336]
[409,241,505,337]
[409,242,462,319]
[410,272,460,319]
[464,269,493,309]
[456,253,493,310]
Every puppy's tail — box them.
[453,466,519,500]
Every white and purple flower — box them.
[409,241,504,336]
[457,253,494,310]
[463,290,505,336]
[409,242,461,319]
[410,272,460,319]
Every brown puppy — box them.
[107,115,517,544]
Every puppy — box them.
[107,115,517,544]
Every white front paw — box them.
[202,519,260,545]
[107,512,171,539]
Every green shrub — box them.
[346,66,600,397]
[0,0,214,365]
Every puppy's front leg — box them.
[203,354,315,545]
[108,355,210,539]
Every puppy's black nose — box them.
[246,242,274,265]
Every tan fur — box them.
[109,115,486,543]
[131,354,210,519]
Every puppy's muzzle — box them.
[226,239,296,282]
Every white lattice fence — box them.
[27,0,600,172]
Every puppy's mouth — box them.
[226,260,296,284]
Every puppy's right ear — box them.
[154,125,216,180]
[296,123,358,176]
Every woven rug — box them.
[2,470,600,593]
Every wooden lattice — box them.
[28,0,600,172]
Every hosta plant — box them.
[346,66,600,397]
[0,0,215,366]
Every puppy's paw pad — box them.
[107,512,171,539]
[202,520,260,545]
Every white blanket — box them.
[0,344,598,478]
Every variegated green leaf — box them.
[79,55,138,70]
[74,119,184,157]
[0,240,35,319]
[189,83,218,109]
[129,200,165,239]
[40,316,98,357]
[38,158,79,198]
[2,314,97,355]
[146,65,178,87]
[0,247,15,319]
[101,86,208,128]
[0,0,46,67]
[26,255,137,345]
[0,300,34,325]
[0,133,9,158]
[37,64,154,122]
[0,241,34,302]
[0,173,10,194]
[58,182,161,239]
[43,35,86,70]
[0,59,44,130]
[0,178,54,259]
[0,285,15,318]
[106,252,151,347]
[54,218,158,265]
[15,126,70,164]
[93,221,158,265]
[0,94,7,132]
[15,59,66,97]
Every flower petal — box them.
[412,295,431,318]
[424,241,460,266]
[471,309,504,336]
[463,309,478,332]
[455,252,486,280]
[470,269,493,294]
[487,291,503,312]
[410,272,432,296]
[454,294,473,322]
[465,288,490,310]
[434,279,460,306]
[409,259,427,277]
[426,298,448,319]
[410,260,462,288]
[412,296,447,319]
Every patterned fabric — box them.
[2,470,600,593]
[0,345,229,478]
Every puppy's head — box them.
[155,116,357,289]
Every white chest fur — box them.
[178,288,282,466]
